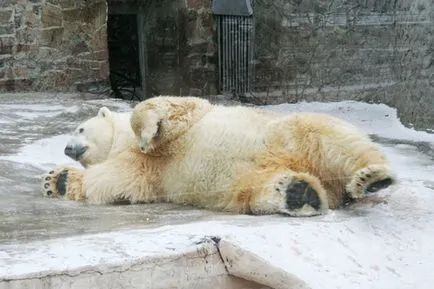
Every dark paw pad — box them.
[285,180,321,211]
[55,170,69,196]
[366,177,393,193]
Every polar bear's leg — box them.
[42,149,159,204]
[345,164,395,199]
[228,169,329,216]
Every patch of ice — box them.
[0,134,79,170]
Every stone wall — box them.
[144,0,218,96]
[251,0,434,131]
[0,0,109,92]
[0,0,432,130]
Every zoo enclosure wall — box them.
[0,0,432,131]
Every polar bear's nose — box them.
[64,145,88,161]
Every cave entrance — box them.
[106,0,147,100]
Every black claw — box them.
[44,183,49,189]
[56,170,68,196]
[366,178,393,193]
[45,176,51,181]
[49,170,54,174]
[46,191,53,196]
[285,180,321,211]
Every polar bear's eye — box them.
[79,128,84,133]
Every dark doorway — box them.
[106,0,145,100]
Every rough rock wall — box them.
[145,0,218,96]
[252,0,433,131]
[0,0,109,92]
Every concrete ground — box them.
[1,93,433,289]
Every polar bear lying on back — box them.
[43,96,394,216]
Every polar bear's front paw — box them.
[41,168,85,201]
[42,168,68,198]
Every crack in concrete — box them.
[1,240,224,283]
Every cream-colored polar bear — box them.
[64,107,135,167]
[42,96,394,216]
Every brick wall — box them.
[0,0,109,92]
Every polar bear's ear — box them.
[98,107,111,118]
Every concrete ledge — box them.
[0,227,306,289]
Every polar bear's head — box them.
[64,107,114,167]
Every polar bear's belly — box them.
[161,107,270,207]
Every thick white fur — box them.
[46,97,394,216]
[65,107,135,167]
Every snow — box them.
[0,135,79,170]
[1,100,433,289]
[264,100,434,143]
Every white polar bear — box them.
[64,107,135,167]
[42,96,395,216]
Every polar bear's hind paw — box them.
[286,180,321,211]
[366,177,393,193]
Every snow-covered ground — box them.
[0,97,433,289]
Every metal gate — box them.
[213,0,255,95]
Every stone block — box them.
[37,46,61,60]
[0,55,11,68]
[16,44,33,53]
[63,2,106,23]
[90,26,107,51]
[59,0,76,9]
[70,40,89,55]
[64,67,83,81]
[39,27,64,47]
[0,0,15,8]
[41,5,63,27]
[0,10,12,25]
[0,24,13,35]
[0,69,4,79]
[16,27,38,44]
[0,36,14,55]
[99,61,109,78]
[32,5,42,16]
[41,70,73,91]
[23,9,39,27]
[14,13,22,29]
[13,66,29,78]
[0,78,33,92]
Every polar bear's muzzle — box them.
[64,144,88,161]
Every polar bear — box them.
[42,96,394,216]
[64,107,135,167]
